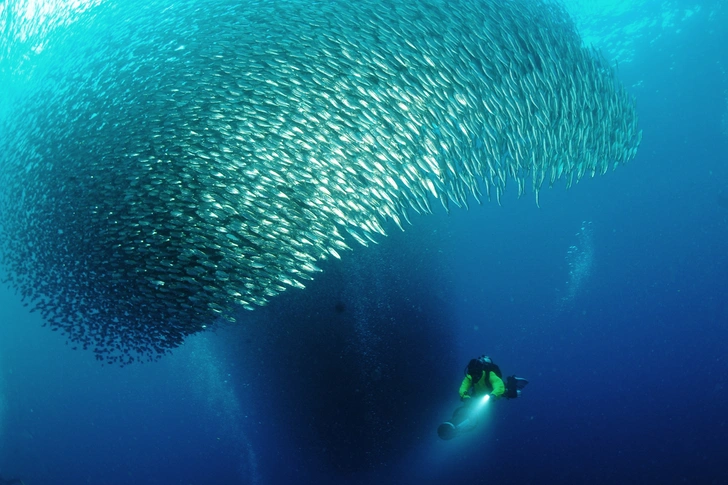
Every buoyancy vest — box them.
[471,362,502,390]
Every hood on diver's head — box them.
[467,358,484,381]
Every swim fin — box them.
[437,404,477,440]
[505,375,529,398]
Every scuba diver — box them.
[438,355,529,440]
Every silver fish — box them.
[0,0,641,364]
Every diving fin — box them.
[438,404,477,440]
[514,376,529,389]
[437,421,458,440]
[505,375,529,398]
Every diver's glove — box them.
[460,395,471,402]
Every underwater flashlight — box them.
[437,394,492,440]
[470,393,491,413]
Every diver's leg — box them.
[450,404,470,426]
[505,376,518,398]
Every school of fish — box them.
[0,0,641,363]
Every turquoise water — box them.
[1,1,726,484]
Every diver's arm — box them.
[489,371,505,398]
[458,375,472,399]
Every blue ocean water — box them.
[1,1,727,484]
